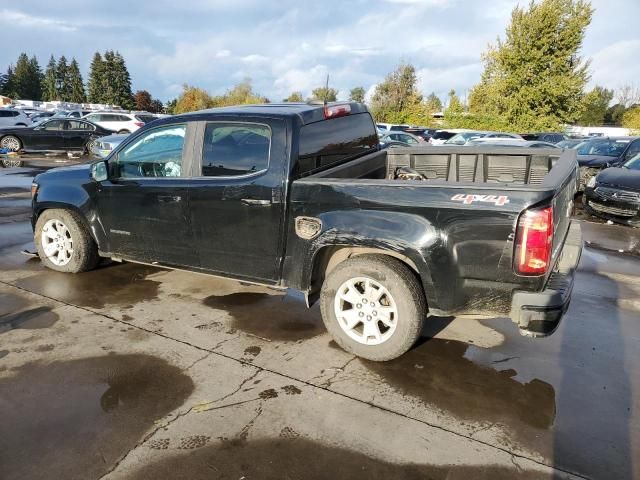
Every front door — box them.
[96,122,199,267]
[188,119,287,283]
[29,119,65,150]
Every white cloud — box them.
[0,9,77,31]
[589,39,640,90]
[216,49,231,58]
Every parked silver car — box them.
[90,133,129,158]
[0,108,30,128]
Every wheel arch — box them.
[306,244,433,309]
[34,202,106,252]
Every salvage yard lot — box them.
[1,157,639,479]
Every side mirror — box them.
[91,161,108,182]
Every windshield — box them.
[576,139,630,157]
[624,153,640,170]
[444,132,484,144]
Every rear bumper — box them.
[510,222,582,337]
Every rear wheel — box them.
[35,209,100,273]
[118,129,130,134]
[320,254,426,361]
[1,135,22,152]
[85,137,98,154]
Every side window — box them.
[86,114,99,122]
[0,111,9,118]
[119,115,131,122]
[66,121,93,130]
[624,140,640,161]
[201,123,271,177]
[43,120,65,131]
[117,124,186,178]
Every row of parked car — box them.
[376,123,640,228]
[0,106,164,156]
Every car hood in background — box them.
[577,155,619,167]
[597,167,640,193]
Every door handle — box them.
[241,198,271,206]
[158,195,182,203]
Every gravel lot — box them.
[1,156,639,479]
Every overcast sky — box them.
[0,0,638,102]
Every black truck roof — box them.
[173,102,370,125]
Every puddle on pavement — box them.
[14,263,163,309]
[0,354,194,480]
[127,437,545,480]
[364,338,556,432]
[202,291,324,341]
[0,292,59,334]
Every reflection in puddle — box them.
[15,263,163,308]
[0,354,194,480]
[203,291,324,341]
[364,338,556,431]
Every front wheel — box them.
[320,254,426,361]
[35,209,100,273]
[1,135,22,152]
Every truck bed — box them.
[287,146,578,316]
[308,146,576,189]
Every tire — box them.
[1,135,22,152]
[85,137,97,154]
[35,209,100,273]
[1,158,23,168]
[118,129,130,134]
[320,254,426,361]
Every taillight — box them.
[514,207,553,275]
[134,121,144,127]
[324,104,351,119]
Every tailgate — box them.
[549,161,578,276]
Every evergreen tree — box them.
[87,52,105,103]
[111,52,134,108]
[42,55,58,101]
[27,56,43,100]
[604,104,627,126]
[579,86,613,126]
[56,56,70,101]
[102,50,117,105]
[12,53,42,100]
[349,86,365,103]
[150,99,164,113]
[469,0,593,130]
[1,66,14,97]
[67,59,86,103]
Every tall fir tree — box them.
[112,52,134,109]
[102,50,117,105]
[12,53,42,100]
[87,52,105,103]
[42,55,58,101]
[56,55,70,101]
[67,59,86,103]
[1,66,14,97]
[469,0,593,130]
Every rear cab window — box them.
[295,113,378,177]
[201,123,271,177]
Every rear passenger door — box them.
[62,120,94,150]
[188,118,287,283]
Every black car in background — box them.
[584,153,640,226]
[0,118,112,153]
[575,136,640,190]
[520,132,568,144]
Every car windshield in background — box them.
[623,154,640,170]
[445,132,485,143]
[135,115,157,123]
[432,131,456,140]
[576,139,630,157]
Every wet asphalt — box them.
[1,157,639,479]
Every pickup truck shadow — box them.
[202,291,324,341]
[127,437,544,480]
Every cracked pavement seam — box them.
[1,279,589,480]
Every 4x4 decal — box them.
[451,193,510,206]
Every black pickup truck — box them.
[31,102,582,361]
